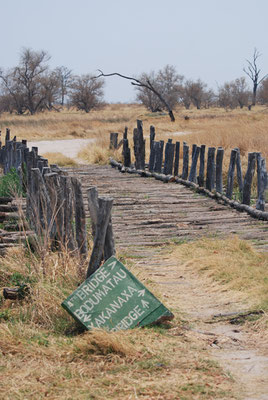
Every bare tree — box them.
[0,68,27,114]
[136,71,162,112]
[12,48,50,114]
[183,79,207,109]
[243,48,267,106]
[231,77,250,109]
[135,65,183,113]
[55,66,73,106]
[70,74,105,113]
[218,78,250,109]
[258,77,268,104]
[42,70,61,111]
[95,69,177,121]
[202,89,216,109]
[218,82,236,109]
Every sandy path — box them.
[28,138,95,162]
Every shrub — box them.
[0,167,24,197]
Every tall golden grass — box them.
[0,104,267,156]
[1,104,267,171]
[42,152,78,167]
[168,236,268,311]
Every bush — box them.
[0,167,24,197]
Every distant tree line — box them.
[0,48,105,114]
[135,63,268,112]
[0,47,267,115]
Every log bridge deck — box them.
[68,165,268,256]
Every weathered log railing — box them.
[110,120,268,220]
[0,128,115,275]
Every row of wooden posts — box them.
[0,128,115,278]
[110,120,267,212]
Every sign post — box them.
[62,256,173,331]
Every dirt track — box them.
[66,164,268,399]
[28,138,95,163]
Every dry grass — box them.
[0,246,237,399]
[1,103,267,157]
[42,152,78,167]
[78,136,123,165]
[1,104,267,182]
[168,236,268,311]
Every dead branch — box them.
[94,70,175,122]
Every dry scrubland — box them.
[1,103,268,161]
[0,105,268,398]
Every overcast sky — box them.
[1,0,268,102]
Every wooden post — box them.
[174,141,180,176]
[192,144,197,160]
[72,177,88,260]
[123,127,128,140]
[181,143,189,180]
[149,140,156,172]
[26,151,34,192]
[42,167,51,177]
[154,140,164,173]
[226,149,237,199]
[197,145,206,187]
[256,157,267,211]
[216,147,224,193]
[234,147,243,195]
[87,186,115,262]
[43,173,59,240]
[123,138,131,167]
[133,120,145,170]
[206,147,216,191]
[150,125,155,149]
[163,141,175,175]
[110,133,118,149]
[87,186,99,238]
[28,168,42,234]
[188,146,200,183]
[86,197,113,278]
[60,176,75,251]
[242,152,256,205]
[31,147,38,168]
[44,172,64,243]
[15,148,22,173]
[256,152,262,200]
[5,128,10,146]
[37,158,45,173]
[31,168,51,237]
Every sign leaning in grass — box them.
[62,256,173,331]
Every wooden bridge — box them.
[67,164,268,255]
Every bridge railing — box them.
[110,120,268,220]
[0,128,115,276]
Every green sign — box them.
[62,256,173,331]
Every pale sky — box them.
[1,0,268,102]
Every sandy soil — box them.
[28,138,95,162]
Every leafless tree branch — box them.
[94,70,175,121]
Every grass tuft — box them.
[169,236,268,311]
[42,152,77,167]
